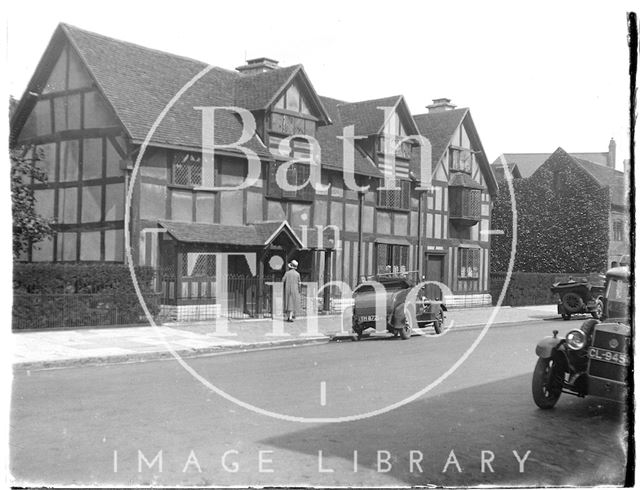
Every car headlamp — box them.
[566,329,587,350]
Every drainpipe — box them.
[357,190,365,284]
[416,191,424,279]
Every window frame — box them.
[375,243,409,276]
[376,180,412,211]
[457,248,481,280]
[171,151,203,187]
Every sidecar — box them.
[550,278,605,321]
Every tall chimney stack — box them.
[236,57,280,76]
[607,137,616,168]
[426,98,457,113]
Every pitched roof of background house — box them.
[492,150,613,179]
[529,148,627,207]
[573,157,627,207]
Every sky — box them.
[2,1,637,170]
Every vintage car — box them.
[352,275,446,340]
[532,266,631,409]
[550,276,605,321]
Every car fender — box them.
[535,337,563,358]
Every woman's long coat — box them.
[282,268,301,314]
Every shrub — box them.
[491,150,609,274]
[12,263,160,330]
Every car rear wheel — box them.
[562,292,584,314]
[532,357,563,409]
[562,313,571,321]
[433,311,443,334]
[399,321,412,340]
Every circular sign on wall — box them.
[268,255,284,271]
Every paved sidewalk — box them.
[12,304,559,369]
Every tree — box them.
[11,146,55,259]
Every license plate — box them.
[358,315,380,322]
[588,347,630,366]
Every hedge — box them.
[490,149,610,274]
[12,263,161,330]
[490,271,605,307]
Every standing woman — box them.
[282,259,300,322]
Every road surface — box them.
[10,318,630,486]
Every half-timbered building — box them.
[10,24,498,319]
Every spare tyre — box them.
[562,292,584,314]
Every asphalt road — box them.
[10,318,630,487]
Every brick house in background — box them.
[10,23,498,319]
[491,145,630,270]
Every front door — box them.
[424,254,446,300]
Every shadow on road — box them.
[260,372,629,487]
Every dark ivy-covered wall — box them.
[490,150,610,273]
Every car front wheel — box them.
[532,357,563,409]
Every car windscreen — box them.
[606,278,629,305]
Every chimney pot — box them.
[426,98,457,113]
[236,57,280,75]
[607,137,616,168]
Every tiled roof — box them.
[493,151,626,206]
[316,96,382,178]
[337,95,404,136]
[493,153,553,178]
[60,24,271,157]
[573,157,627,207]
[413,109,468,166]
[159,221,264,245]
[159,220,305,246]
[449,172,486,190]
[234,65,301,110]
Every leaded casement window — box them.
[449,146,472,173]
[449,188,481,222]
[266,160,313,202]
[172,152,202,186]
[377,180,411,210]
[376,243,409,275]
[458,248,481,279]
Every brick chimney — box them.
[426,98,457,113]
[236,57,280,75]
[607,137,616,168]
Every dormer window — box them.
[273,83,311,115]
[377,113,412,159]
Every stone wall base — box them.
[444,293,492,308]
[160,304,222,323]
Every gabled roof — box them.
[493,150,626,207]
[158,220,303,247]
[316,95,382,178]
[413,108,498,195]
[337,95,419,137]
[413,108,468,167]
[234,65,332,125]
[530,148,627,207]
[12,24,271,157]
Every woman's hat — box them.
[289,260,298,268]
